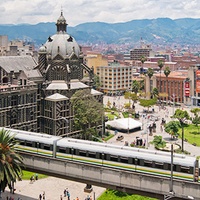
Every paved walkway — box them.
[104,95,200,157]
[2,177,105,200]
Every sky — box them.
[0,0,200,26]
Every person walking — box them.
[42,191,45,200]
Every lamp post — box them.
[127,88,131,134]
[158,60,164,109]
[164,143,174,200]
[170,143,173,193]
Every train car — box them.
[1,127,198,181]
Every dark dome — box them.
[44,33,80,58]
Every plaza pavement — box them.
[2,177,105,200]
[2,95,200,200]
[104,95,200,157]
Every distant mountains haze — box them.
[1,18,200,47]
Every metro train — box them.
[1,127,199,182]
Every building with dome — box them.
[0,11,103,137]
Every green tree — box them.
[147,68,154,79]
[139,80,145,91]
[139,98,157,111]
[191,108,200,133]
[0,129,24,197]
[93,74,101,90]
[164,66,171,102]
[164,121,180,139]
[151,88,159,98]
[146,68,154,98]
[158,59,164,102]
[140,56,147,75]
[71,89,104,140]
[132,80,140,94]
[151,135,166,149]
[172,109,190,152]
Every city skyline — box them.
[0,0,200,26]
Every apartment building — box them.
[85,52,108,74]
[97,63,132,95]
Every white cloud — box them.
[0,0,200,26]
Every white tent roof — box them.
[105,118,142,131]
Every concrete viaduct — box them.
[19,152,200,200]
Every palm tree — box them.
[158,59,164,106]
[164,66,171,103]
[147,68,154,98]
[132,80,140,94]
[173,109,190,152]
[151,87,159,99]
[0,129,24,197]
[140,56,147,75]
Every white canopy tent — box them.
[105,118,142,132]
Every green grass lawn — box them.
[106,112,120,120]
[98,189,158,200]
[180,124,200,146]
[21,170,48,180]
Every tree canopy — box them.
[147,68,154,79]
[172,109,190,151]
[139,98,157,108]
[151,88,159,98]
[132,80,140,94]
[164,66,171,78]
[0,129,24,194]
[158,59,164,70]
[70,89,104,140]
[164,121,180,139]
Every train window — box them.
[120,157,128,164]
[180,166,189,173]
[79,150,86,157]
[110,155,118,162]
[19,141,25,145]
[58,147,67,153]
[144,160,152,167]
[164,163,170,170]
[155,162,164,169]
[25,141,32,147]
[43,144,50,150]
[133,158,138,165]
[88,152,96,158]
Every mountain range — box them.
[1,18,200,47]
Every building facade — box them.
[0,11,103,137]
[97,63,132,95]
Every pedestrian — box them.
[64,189,66,197]
[160,124,163,132]
[67,191,70,200]
[60,195,63,200]
[39,194,42,200]
[30,176,32,183]
[35,173,38,180]
[43,191,45,200]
